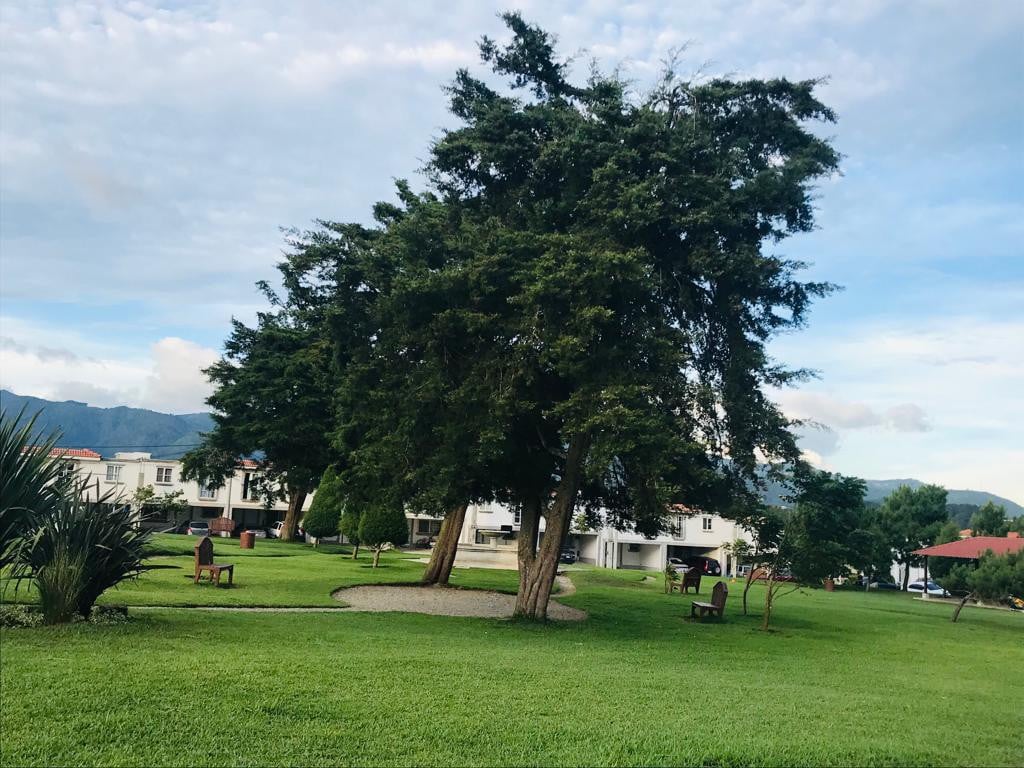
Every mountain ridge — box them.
[2,388,1021,515]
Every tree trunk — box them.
[372,547,381,568]
[742,565,758,616]
[280,488,307,542]
[513,434,590,620]
[951,592,972,623]
[351,542,360,560]
[901,560,911,591]
[422,502,468,585]
[761,569,777,631]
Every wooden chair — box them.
[194,536,234,586]
[691,581,728,620]
[681,569,702,594]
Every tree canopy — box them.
[181,276,337,540]
[877,484,948,589]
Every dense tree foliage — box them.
[345,13,840,618]
[757,471,871,629]
[181,279,337,540]
[969,501,1010,537]
[187,13,841,616]
[358,504,409,567]
[942,551,1024,603]
[302,467,344,544]
[877,484,948,590]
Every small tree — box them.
[132,485,188,527]
[339,508,363,559]
[358,504,409,567]
[760,471,869,630]
[721,538,752,578]
[969,502,1009,537]
[878,484,948,590]
[303,468,344,546]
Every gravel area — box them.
[332,576,585,621]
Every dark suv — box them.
[684,556,721,576]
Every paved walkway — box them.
[127,574,584,619]
[331,575,585,621]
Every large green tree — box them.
[969,501,1009,537]
[410,14,838,618]
[878,484,948,590]
[181,283,336,540]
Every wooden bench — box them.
[680,569,702,594]
[691,581,727,620]
[194,536,234,586]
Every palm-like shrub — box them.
[0,409,67,569]
[13,479,151,624]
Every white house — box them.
[442,501,752,575]
[48,449,311,529]
[52,448,751,571]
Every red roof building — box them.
[912,535,1024,560]
[24,446,102,460]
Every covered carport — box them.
[912,534,1024,598]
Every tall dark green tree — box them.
[181,305,336,541]
[407,14,840,618]
[878,484,948,590]
[303,467,344,546]
[969,501,1009,537]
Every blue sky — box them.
[1,1,1022,503]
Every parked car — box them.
[268,521,305,540]
[907,580,951,597]
[868,580,900,591]
[186,521,210,536]
[559,548,578,564]
[683,556,722,576]
[666,557,691,573]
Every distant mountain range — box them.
[1,389,213,460]
[3,388,1021,516]
[760,476,1022,518]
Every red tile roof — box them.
[25,446,102,460]
[52,448,102,459]
[912,536,1024,560]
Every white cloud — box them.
[0,317,217,413]
[777,390,930,432]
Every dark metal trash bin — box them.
[240,530,255,549]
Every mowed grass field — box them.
[1,535,1022,767]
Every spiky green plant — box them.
[13,479,151,624]
[0,408,67,569]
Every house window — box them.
[702,517,713,532]
[156,467,173,484]
[513,508,522,525]
[627,543,641,552]
[242,472,261,501]
[199,485,217,500]
[105,465,123,483]
[58,461,76,480]
[416,519,442,536]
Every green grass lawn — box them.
[2,535,1022,767]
